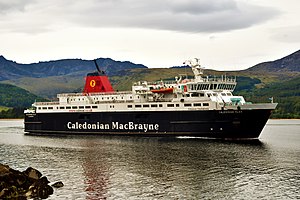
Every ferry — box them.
[24,59,277,139]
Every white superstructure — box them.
[26,58,275,115]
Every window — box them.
[176,104,179,107]
[151,104,158,107]
[66,106,71,109]
[194,103,201,107]
[72,106,78,109]
[203,103,209,106]
[143,104,149,107]
[42,107,47,110]
[184,104,192,107]
[127,105,133,108]
[92,106,97,109]
[79,106,84,109]
[85,106,91,109]
[167,104,174,107]
[48,107,53,109]
[60,107,65,109]
[159,104,163,107]
[135,105,142,108]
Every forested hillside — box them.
[0,83,44,118]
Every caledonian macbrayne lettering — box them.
[67,121,159,132]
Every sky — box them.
[0,0,299,70]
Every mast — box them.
[183,58,204,81]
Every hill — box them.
[0,83,45,118]
[245,50,300,73]
[0,56,147,81]
[0,83,42,107]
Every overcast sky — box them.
[0,0,299,70]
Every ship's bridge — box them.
[185,75,236,92]
[183,58,237,92]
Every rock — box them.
[0,186,19,199]
[0,164,10,174]
[26,177,53,199]
[0,163,60,199]
[23,167,42,180]
[52,181,64,188]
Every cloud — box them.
[270,25,300,43]
[0,0,36,13]
[0,0,280,34]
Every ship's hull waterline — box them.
[24,108,273,139]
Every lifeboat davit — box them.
[151,88,173,94]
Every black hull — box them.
[24,109,273,139]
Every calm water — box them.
[0,119,299,199]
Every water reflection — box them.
[72,136,271,199]
[80,140,110,200]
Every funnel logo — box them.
[90,80,96,87]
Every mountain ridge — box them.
[244,50,300,73]
[0,56,147,81]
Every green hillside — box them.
[0,83,44,118]
[234,77,300,118]
[2,75,84,98]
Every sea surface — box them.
[0,119,299,200]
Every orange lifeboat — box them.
[151,88,173,94]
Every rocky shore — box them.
[0,163,63,199]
